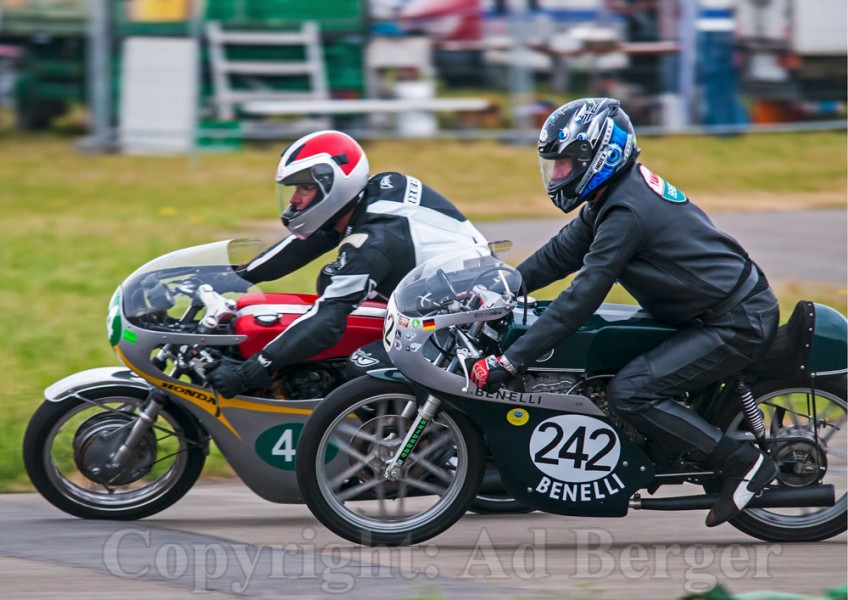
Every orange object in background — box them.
[129,0,189,22]
[750,100,790,124]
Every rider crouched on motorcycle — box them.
[470,98,780,528]
[207,130,486,399]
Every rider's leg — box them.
[606,288,780,526]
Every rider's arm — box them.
[505,207,646,367]
[516,204,595,293]
[238,231,339,284]
[258,242,393,368]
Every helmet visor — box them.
[539,139,594,193]
[540,155,577,192]
[277,182,323,219]
[277,164,333,219]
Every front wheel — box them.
[296,377,486,546]
[719,376,847,542]
[23,387,207,520]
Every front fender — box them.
[45,367,151,402]
[365,368,410,384]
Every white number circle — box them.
[528,415,621,482]
[383,299,398,353]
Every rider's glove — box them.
[471,355,518,393]
[206,353,274,399]
[207,270,253,294]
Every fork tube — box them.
[384,395,443,481]
[109,393,165,468]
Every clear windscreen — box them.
[121,239,263,322]
[393,246,522,317]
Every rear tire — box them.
[717,376,847,542]
[296,377,486,546]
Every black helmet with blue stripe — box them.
[538,98,639,213]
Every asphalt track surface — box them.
[3,209,846,599]
[2,482,846,599]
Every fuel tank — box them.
[501,303,677,374]
[234,293,387,360]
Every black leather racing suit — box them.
[504,162,779,459]
[239,172,486,372]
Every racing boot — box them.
[705,441,778,527]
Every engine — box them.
[524,372,645,447]
[523,372,579,395]
[270,363,343,400]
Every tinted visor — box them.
[540,140,592,192]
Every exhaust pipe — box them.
[630,485,835,511]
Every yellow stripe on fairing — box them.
[114,346,242,439]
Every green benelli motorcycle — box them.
[296,245,847,546]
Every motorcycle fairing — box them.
[438,390,655,517]
[108,240,388,504]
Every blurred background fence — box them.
[0,0,845,153]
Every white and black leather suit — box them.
[504,162,780,459]
[238,172,486,372]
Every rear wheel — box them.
[296,377,486,546]
[23,387,207,520]
[719,377,847,542]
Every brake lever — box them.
[455,348,474,392]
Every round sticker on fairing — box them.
[507,408,530,426]
[528,415,621,483]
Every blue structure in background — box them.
[697,4,748,126]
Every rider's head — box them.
[538,98,639,213]
[276,130,370,239]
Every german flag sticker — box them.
[422,318,436,330]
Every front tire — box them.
[24,387,207,520]
[296,377,486,546]
[718,376,847,542]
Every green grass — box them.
[0,131,845,491]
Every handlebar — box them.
[196,284,237,333]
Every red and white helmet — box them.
[276,130,370,239]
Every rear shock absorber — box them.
[736,378,767,450]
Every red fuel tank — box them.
[234,293,387,360]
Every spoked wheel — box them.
[23,387,206,520]
[296,377,486,546]
[719,376,847,542]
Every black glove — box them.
[206,354,274,398]
[470,355,518,393]
[207,269,253,294]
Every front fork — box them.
[383,394,443,481]
[108,392,165,470]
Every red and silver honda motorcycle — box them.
[24,239,520,518]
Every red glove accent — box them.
[471,355,514,392]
